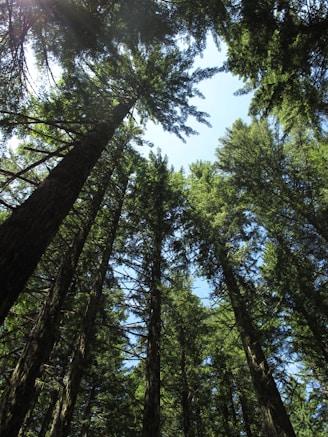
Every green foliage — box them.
[0,0,177,112]
[221,0,328,128]
[217,116,328,434]
[1,1,328,435]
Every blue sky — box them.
[142,38,252,171]
[140,38,254,301]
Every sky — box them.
[6,37,252,168]
[139,38,254,302]
[142,37,253,172]
[4,37,251,301]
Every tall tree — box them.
[217,117,328,435]
[0,0,175,112]
[116,152,186,437]
[218,118,328,356]
[49,160,131,436]
[188,161,296,437]
[0,46,217,323]
[161,277,212,437]
[0,135,134,436]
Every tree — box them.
[205,301,265,437]
[0,136,134,436]
[0,45,217,323]
[161,276,212,437]
[0,0,176,112]
[0,98,133,324]
[115,151,187,437]
[188,161,296,437]
[217,117,328,434]
[49,159,131,436]
[218,118,328,359]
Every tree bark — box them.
[0,145,126,437]
[179,328,194,437]
[142,180,164,437]
[0,98,134,324]
[80,383,97,437]
[142,254,161,437]
[218,248,296,437]
[239,393,254,437]
[49,176,128,437]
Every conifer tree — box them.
[188,161,296,437]
[0,45,217,323]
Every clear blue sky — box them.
[141,38,253,301]
[142,38,252,171]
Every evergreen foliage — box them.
[0,1,327,436]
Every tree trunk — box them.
[80,384,97,437]
[49,176,128,437]
[218,248,296,437]
[179,328,194,437]
[239,393,253,437]
[38,390,59,437]
[17,385,39,437]
[0,98,134,324]
[142,262,161,437]
[0,146,126,437]
[219,366,236,437]
[142,194,163,437]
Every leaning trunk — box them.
[0,148,124,437]
[218,248,296,437]
[0,98,134,324]
[49,175,129,437]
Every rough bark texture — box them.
[49,177,128,437]
[0,148,125,437]
[0,99,134,324]
[218,249,296,437]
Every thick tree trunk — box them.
[17,386,39,437]
[49,177,128,437]
[0,98,134,324]
[0,146,125,437]
[218,249,296,437]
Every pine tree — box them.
[0,45,217,323]
[188,161,296,437]
[49,159,131,436]
[0,135,134,436]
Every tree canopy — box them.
[0,1,328,436]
